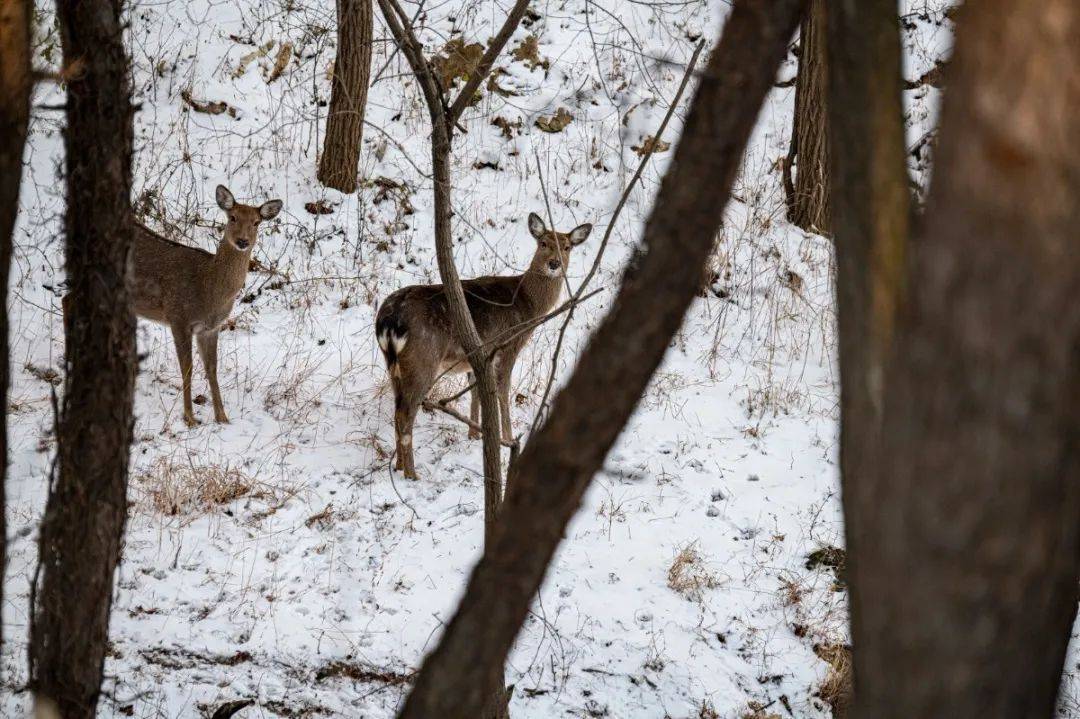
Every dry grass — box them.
[815,642,853,719]
[740,701,782,719]
[135,457,263,517]
[666,542,722,602]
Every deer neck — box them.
[518,268,564,318]
[213,236,251,296]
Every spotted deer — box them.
[130,185,281,426]
[375,212,592,478]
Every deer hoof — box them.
[183,414,199,428]
[215,414,230,424]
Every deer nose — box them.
[547,260,560,271]
[235,239,250,249]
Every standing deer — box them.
[130,185,281,426]
[376,212,592,478]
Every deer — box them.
[375,212,592,478]
[129,185,281,426]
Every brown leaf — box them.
[265,41,294,83]
[304,200,335,215]
[534,107,573,133]
[181,89,237,118]
[491,115,522,139]
[631,135,671,156]
[430,38,485,88]
[511,35,549,70]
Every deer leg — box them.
[394,392,421,479]
[468,371,481,440]
[197,330,228,423]
[170,323,197,427]
[394,363,437,479]
[496,360,514,443]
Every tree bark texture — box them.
[317,0,373,194]
[29,0,136,716]
[0,0,32,654]
[824,0,910,710]
[786,0,830,235]
[395,2,806,717]
[843,2,1080,717]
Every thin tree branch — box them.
[446,0,532,125]
[529,38,706,436]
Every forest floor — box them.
[1,1,1045,718]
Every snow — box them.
[1,1,1023,718]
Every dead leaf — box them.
[511,35,549,70]
[781,268,804,293]
[430,38,484,88]
[265,42,293,83]
[232,41,274,79]
[181,89,238,118]
[534,107,573,133]
[631,135,671,156]
[491,115,522,139]
[486,68,520,98]
[304,200,335,215]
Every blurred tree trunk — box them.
[833,1,1080,716]
[317,0,373,193]
[0,0,32,654]
[29,0,136,716]
[785,0,830,234]
[395,2,806,717]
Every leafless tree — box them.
[29,0,137,715]
[784,0,830,234]
[317,0,373,193]
[395,2,806,717]
[374,0,531,715]
[830,1,1080,716]
[0,0,32,654]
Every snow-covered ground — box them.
[3,1,1044,718]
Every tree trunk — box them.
[840,2,1080,717]
[785,0,830,234]
[395,2,806,717]
[317,0,373,194]
[0,0,32,654]
[824,0,909,710]
[29,0,136,716]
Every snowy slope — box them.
[0,1,1004,718]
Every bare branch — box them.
[529,39,706,436]
[446,0,532,125]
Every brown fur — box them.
[375,213,591,478]
[107,185,280,426]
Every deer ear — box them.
[216,185,235,211]
[259,199,283,220]
[527,212,546,240]
[569,223,593,245]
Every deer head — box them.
[215,184,282,252]
[526,212,592,277]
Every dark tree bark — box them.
[0,0,32,654]
[317,0,373,194]
[374,0,531,716]
[825,0,909,709]
[29,0,136,716]
[835,1,1080,717]
[784,0,830,234]
[395,2,805,718]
